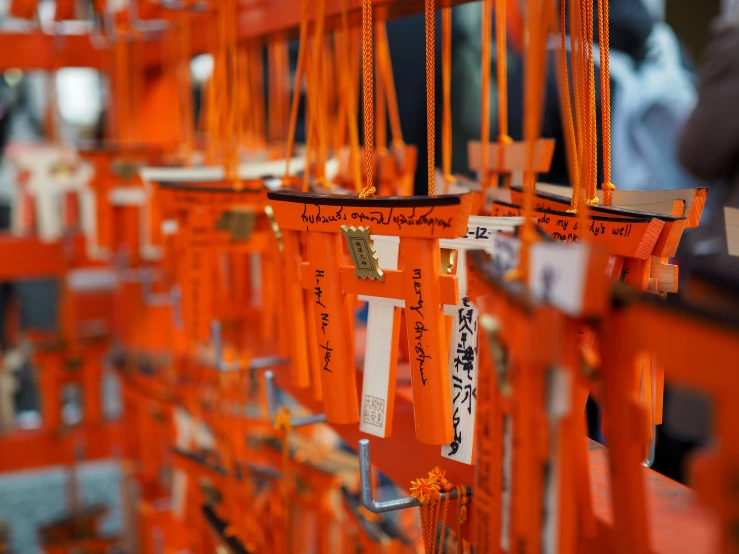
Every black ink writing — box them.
[314,270,326,308]
[414,321,431,386]
[319,341,333,373]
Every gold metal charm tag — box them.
[264,204,283,251]
[217,207,257,241]
[340,225,384,281]
[110,160,142,181]
[440,248,456,274]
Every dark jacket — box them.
[385,0,657,192]
[678,15,739,280]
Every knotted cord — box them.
[441,6,455,192]
[424,0,436,195]
[360,0,376,198]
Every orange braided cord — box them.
[340,0,363,192]
[442,7,454,191]
[496,0,511,187]
[424,0,436,195]
[496,0,508,141]
[570,0,584,210]
[375,22,387,154]
[324,39,337,154]
[307,0,328,182]
[268,41,279,143]
[410,473,441,553]
[585,0,598,205]
[274,406,293,552]
[360,0,376,198]
[284,0,310,180]
[431,467,453,553]
[334,33,348,152]
[455,485,469,554]
[178,11,194,162]
[277,41,289,142]
[519,0,555,283]
[560,0,580,212]
[251,45,267,150]
[480,0,493,193]
[377,23,404,147]
[598,0,615,205]
[236,48,249,149]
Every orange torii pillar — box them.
[268,190,473,443]
[154,180,272,348]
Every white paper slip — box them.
[726,206,739,257]
[439,215,524,251]
[438,222,519,465]
[140,156,310,183]
[529,242,589,316]
[442,251,479,465]
[359,235,401,438]
[490,233,521,275]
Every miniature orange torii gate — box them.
[153,180,274,349]
[491,185,701,464]
[352,214,523,466]
[467,238,609,554]
[268,189,473,443]
[496,186,689,285]
[79,146,166,264]
[467,138,556,191]
[598,287,739,554]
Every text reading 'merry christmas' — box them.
[409,268,431,386]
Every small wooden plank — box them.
[155,181,269,217]
[441,251,479,465]
[534,183,707,228]
[725,206,739,257]
[467,139,556,173]
[649,258,679,293]
[439,215,523,250]
[620,200,683,216]
[359,236,401,438]
[268,190,473,239]
[141,157,307,183]
[529,242,608,316]
[505,187,686,258]
[491,201,665,260]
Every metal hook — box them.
[136,267,182,329]
[170,285,183,329]
[358,439,472,514]
[141,267,172,307]
[264,371,326,428]
[247,356,289,395]
[89,11,109,49]
[642,425,657,468]
[210,320,240,372]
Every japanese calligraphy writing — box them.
[443,296,479,463]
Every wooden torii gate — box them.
[268,190,473,444]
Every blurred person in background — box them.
[386,0,701,195]
[678,0,739,266]
[660,0,739,485]
[386,0,717,483]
